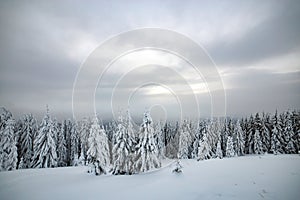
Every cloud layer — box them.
[0,0,299,120]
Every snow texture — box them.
[0,155,299,200]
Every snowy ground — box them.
[0,154,299,200]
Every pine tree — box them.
[70,121,80,166]
[32,107,57,168]
[283,112,296,153]
[245,115,255,154]
[0,119,18,171]
[134,111,161,173]
[192,121,206,158]
[234,120,245,156]
[270,111,282,154]
[18,157,25,169]
[254,130,263,154]
[112,111,136,175]
[216,140,223,159]
[226,136,235,157]
[56,120,67,167]
[79,118,90,165]
[87,117,110,175]
[221,119,230,156]
[0,107,13,131]
[260,113,271,153]
[154,122,165,159]
[178,120,192,159]
[197,133,211,160]
[19,114,37,168]
[172,159,183,173]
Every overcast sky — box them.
[0,0,299,121]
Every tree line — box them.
[0,106,299,175]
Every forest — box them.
[0,107,299,175]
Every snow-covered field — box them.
[0,154,299,200]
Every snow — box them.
[0,154,299,200]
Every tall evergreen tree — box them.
[178,119,192,159]
[254,130,263,154]
[154,121,165,159]
[260,113,271,153]
[0,119,18,171]
[216,140,223,159]
[134,111,161,173]
[79,118,90,165]
[245,115,255,154]
[270,111,282,154]
[192,121,207,158]
[70,121,80,166]
[56,120,67,167]
[282,111,296,153]
[226,136,235,157]
[197,133,211,160]
[19,114,37,168]
[112,111,136,175]
[32,107,57,168]
[234,120,245,156]
[87,117,110,175]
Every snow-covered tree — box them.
[245,115,255,154]
[197,133,211,160]
[270,111,282,154]
[134,111,161,173]
[56,120,67,167]
[87,117,110,175]
[226,136,235,157]
[234,120,245,156]
[0,107,13,131]
[260,113,271,153]
[112,111,136,175]
[282,112,296,153]
[253,130,263,154]
[154,122,165,159]
[172,159,183,173]
[216,140,223,159]
[32,107,57,168]
[19,114,37,168]
[178,120,192,159]
[192,121,207,158]
[70,121,80,166]
[18,157,25,169]
[79,118,90,165]
[0,119,18,171]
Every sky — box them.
[0,0,299,121]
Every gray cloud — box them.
[0,0,299,120]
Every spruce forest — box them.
[0,107,299,175]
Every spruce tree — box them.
[283,112,296,153]
[134,111,161,173]
[197,133,211,160]
[270,111,282,154]
[70,121,79,166]
[154,122,165,159]
[79,118,90,165]
[87,117,110,175]
[32,107,57,168]
[112,111,136,175]
[56,120,67,167]
[0,119,18,171]
[234,120,245,156]
[254,130,263,154]
[178,119,192,159]
[216,140,223,159]
[226,136,235,157]
[19,114,37,168]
